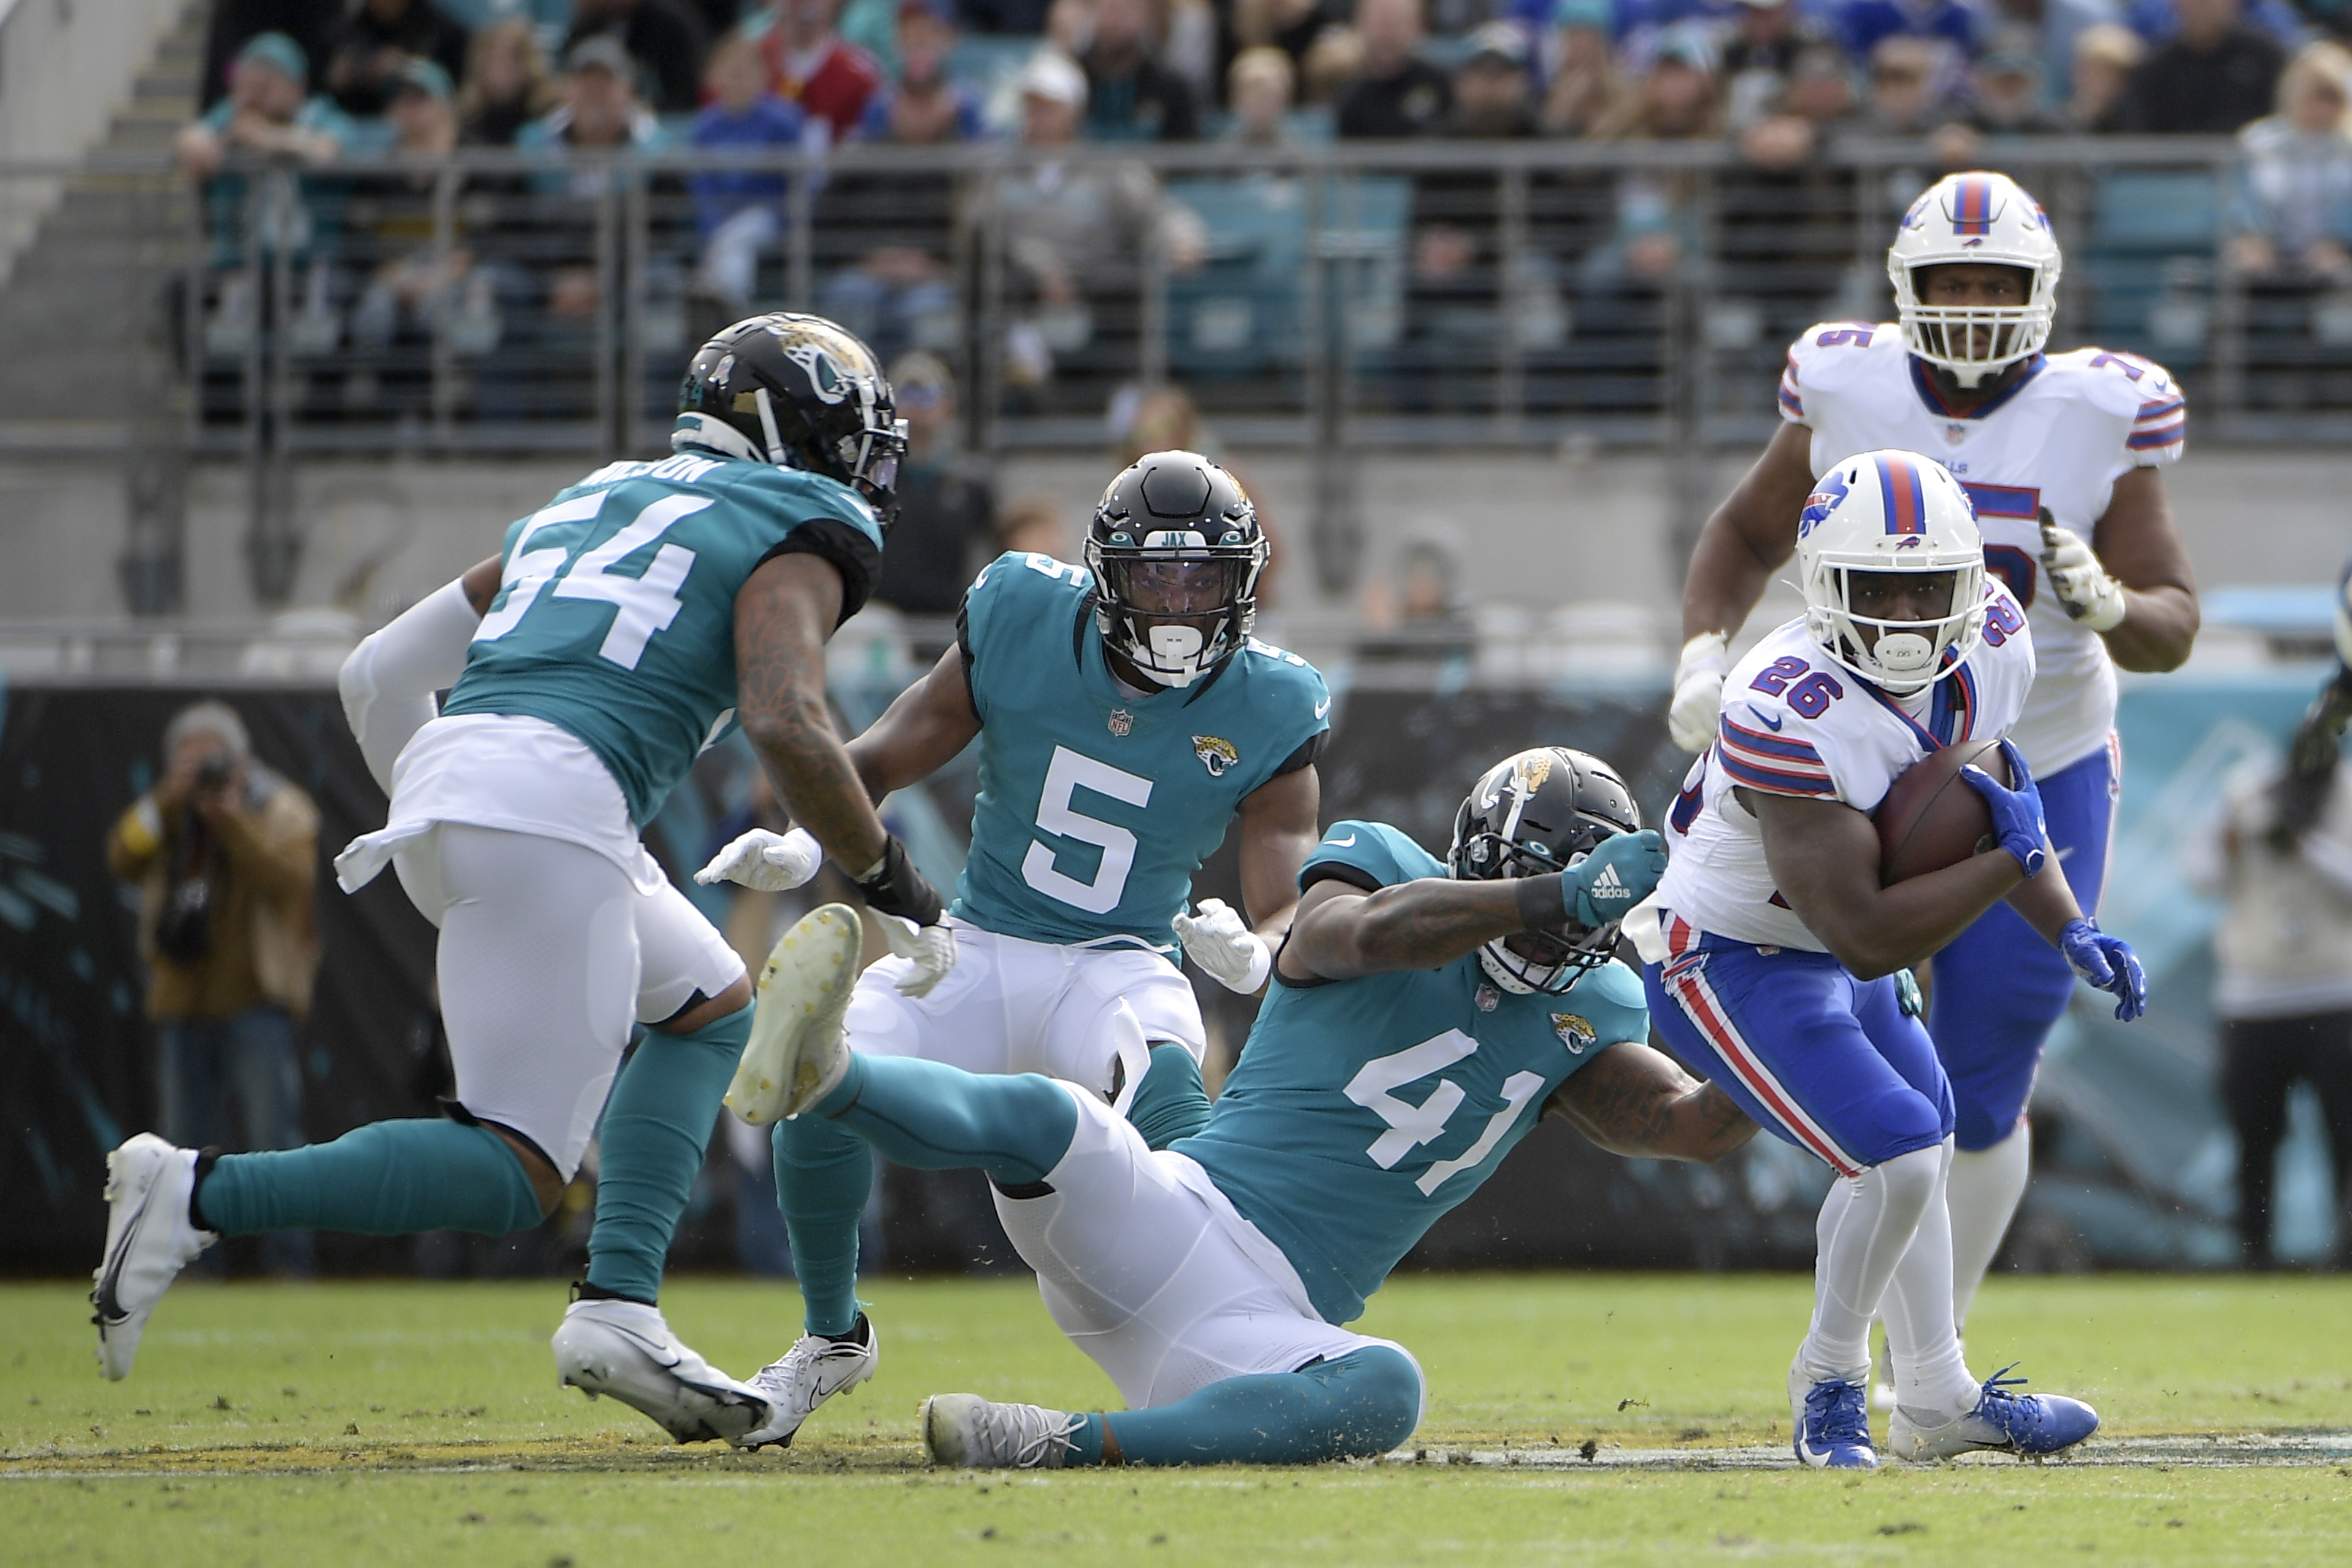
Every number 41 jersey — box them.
[1781,325,2183,776]
[951,552,1330,951]
[1653,584,2035,954]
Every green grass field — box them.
[4,1272,2351,1565]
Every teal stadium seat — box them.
[1163,174,1409,378]
[2081,169,2220,369]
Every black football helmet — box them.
[1449,746,1643,995]
[675,312,909,522]
[1084,449,1268,688]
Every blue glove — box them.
[2059,918,2147,1021]
[1894,968,1924,1019]
[1959,738,2048,878]
[1568,829,1667,929]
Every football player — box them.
[1666,170,2198,1352]
[720,747,1735,1468]
[90,315,951,1450]
[1638,450,2145,1466]
[690,450,1330,1448]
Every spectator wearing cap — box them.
[749,0,888,145]
[856,1,988,144]
[177,32,351,182]
[523,36,670,160]
[2066,20,2144,127]
[1829,0,1989,63]
[692,33,809,310]
[323,0,473,120]
[1722,0,1829,129]
[1443,22,1541,136]
[2226,41,2352,282]
[1338,0,1454,137]
[1588,23,1723,287]
[458,19,562,146]
[871,352,998,617]
[1083,0,1200,140]
[1957,37,2071,131]
[347,61,490,388]
[1859,33,1965,134]
[566,0,712,114]
[1227,47,1301,144]
[198,1,337,112]
[976,49,1207,393]
[1540,0,1631,136]
[2115,0,2286,131]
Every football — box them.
[1875,738,2007,885]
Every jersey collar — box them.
[1908,353,2045,422]
[1857,661,1975,750]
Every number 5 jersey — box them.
[1652,583,2037,954]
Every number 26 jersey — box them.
[1654,583,2035,953]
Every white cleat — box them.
[91,1133,216,1380]
[921,1392,1085,1469]
[552,1297,772,1445]
[1886,1366,2100,1462]
[726,903,863,1125]
[733,1315,879,1449]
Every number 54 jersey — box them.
[951,552,1330,951]
[1654,583,2036,954]
[1781,325,2183,776]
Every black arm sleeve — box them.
[1271,729,1329,778]
[955,597,983,722]
[758,518,884,628]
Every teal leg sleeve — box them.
[1083,1347,1423,1467]
[585,1004,752,1304]
[193,1120,541,1237]
[814,1054,1078,1189]
[1127,1043,1211,1151]
[771,1113,871,1338]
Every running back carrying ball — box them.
[1876,739,2006,885]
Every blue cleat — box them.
[1789,1359,1878,1469]
[1887,1364,2100,1461]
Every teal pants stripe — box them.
[585,1005,752,1304]
[1078,1347,1423,1466]
[194,1120,542,1238]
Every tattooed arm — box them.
[1546,1041,1757,1162]
[1277,874,1555,983]
[733,552,891,873]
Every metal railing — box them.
[0,134,2327,601]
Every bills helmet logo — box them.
[1798,470,1849,538]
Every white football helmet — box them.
[1887,171,2062,389]
[1796,449,1987,694]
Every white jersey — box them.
[1778,324,2183,774]
[1655,583,2036,952]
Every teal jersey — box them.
[441,451,883,824]
[950,552,1330,949]
[1176,822,1651,1326]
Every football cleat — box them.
[1887,1364,2099,1461]
[921,1393,1086,1469]
[725,903,863,1124]
[91,1133,217,1380]
[1789,1358,1878,1469]
[733,1315,879,1449]
[552,1297,772,1445]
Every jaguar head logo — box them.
[1551,1013,1596,1054]
[1192,735,1239,777]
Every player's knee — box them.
[1866,1143,1945,1221]
[1325,1346,1424,1454]
[771,1107,863,1173]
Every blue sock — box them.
[813,1054,1076,1189]
[772,1112,871,1337]
[1079,1347,1422,1467]
[585,1004,752,1304]
[194,1120,541,1237]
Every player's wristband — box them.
[1516,872,1570,933]
[855,835,944,927]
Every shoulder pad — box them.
[1567,957,1648,1016]
[1298,820,1445,893]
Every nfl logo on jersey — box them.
[1107,708,1133,737]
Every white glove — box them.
[1667,631,1730,753]
[879,914,957,998]
[2039,519,2127,633]
[695,827,822,892]
[1173,897,1273,993]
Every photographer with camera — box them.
[106,700,321,1276]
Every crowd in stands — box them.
[166,0,2352,420]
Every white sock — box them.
[1797,1145,1942,1386]
[1948,1122,2032,1335]
[1878,1138,1979,1422]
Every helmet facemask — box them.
[1803,560,1987,695]
[1893,266,2054,390]
[1449,749,1640,997]
[1454,828,1624,995]
[1087,536,1265,689]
